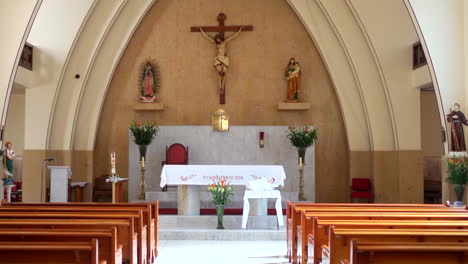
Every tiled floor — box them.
[154,240,288,264]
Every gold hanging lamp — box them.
[212,108,229,131]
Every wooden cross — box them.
[191,13,253,104]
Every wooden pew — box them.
[1,204,156,263]
[0,211,146,264]
[0,228,122,264]
[347,241,468,264]
[293,207,467,264]
[6,201,159,261]
[0,218,137,264]
[324,228,468,264]
[285,201,449,262]
[0,239,105,264]
[307,218,468,264]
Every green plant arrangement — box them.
[208,180,233,229]
[129,121,159,159]
[287,125,318,148]
[129,121,159,146]
[287,125,318,201]
[446,158,468,206]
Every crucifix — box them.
[191,13,253,104]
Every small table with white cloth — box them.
[160,165,286,216]
[242,190,284,229]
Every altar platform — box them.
[143,189,298,211]
[158,215,286,241]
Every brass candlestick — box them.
[298,157,305,201]
[298,167,305,201]
[139,166,146,200]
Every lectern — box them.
[48,166,72,202]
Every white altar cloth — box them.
[159,165,286,187]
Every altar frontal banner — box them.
[160,165,286,187]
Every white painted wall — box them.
[408,0,464,127]
[0,0,40,127]
[128,126,316,202]
[24,0,95,150]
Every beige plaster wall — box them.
[420,90,444,157]
[96,0,349,202]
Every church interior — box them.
[1,0,468,263]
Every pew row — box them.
[323,228,468,264]
[0,204,155,263]
[4,201,159,262]
[0,217,137,264]
[305,218,468,264]
[293,207,467,263]
[0,239,106,264]
[0,211,146,264]
[285,201,450,262]
[0,228,122,264]
[347,241,468,264]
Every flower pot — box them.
[454,184,466,205]
[216,205,225,229]
[138,144,148,159]
[297,146,307,165]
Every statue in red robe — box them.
[140,62,157,102]
[447,103,468,152]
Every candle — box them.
[111,152,116,175]
[299,157,303,168]
[142,156,145,168]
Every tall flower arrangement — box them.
[208,180,233,205]
[129,121,159,200]
[446,158,468,205]
[287,125,318,201]
[129,121,159,146]
[287,125,318,148]
[208,180,233,229]
[129,121,159,159]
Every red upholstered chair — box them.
[350,178,373,203]
[161,143,188,191]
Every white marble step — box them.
[159,228,285,241]
[158,215,285,240]
[159,215,285,229]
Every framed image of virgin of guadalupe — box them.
[139,59,160,103]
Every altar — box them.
[128,126,316,206]
[160,165,286,215]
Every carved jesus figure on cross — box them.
[191,13,253,104]
[199,26,242,99]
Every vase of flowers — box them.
[446,158,468,206]
[208,180,233,229]
[287,125,318,165]
[129,121,159,159]
[287,125,318,201]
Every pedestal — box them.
[70,182,88,202]
[48,166,72,202]
[113,178,129,203]
[248,198,268,216]
[178,185,200,216]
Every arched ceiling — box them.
[3,0,444,154]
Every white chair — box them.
[241,190,284,229]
